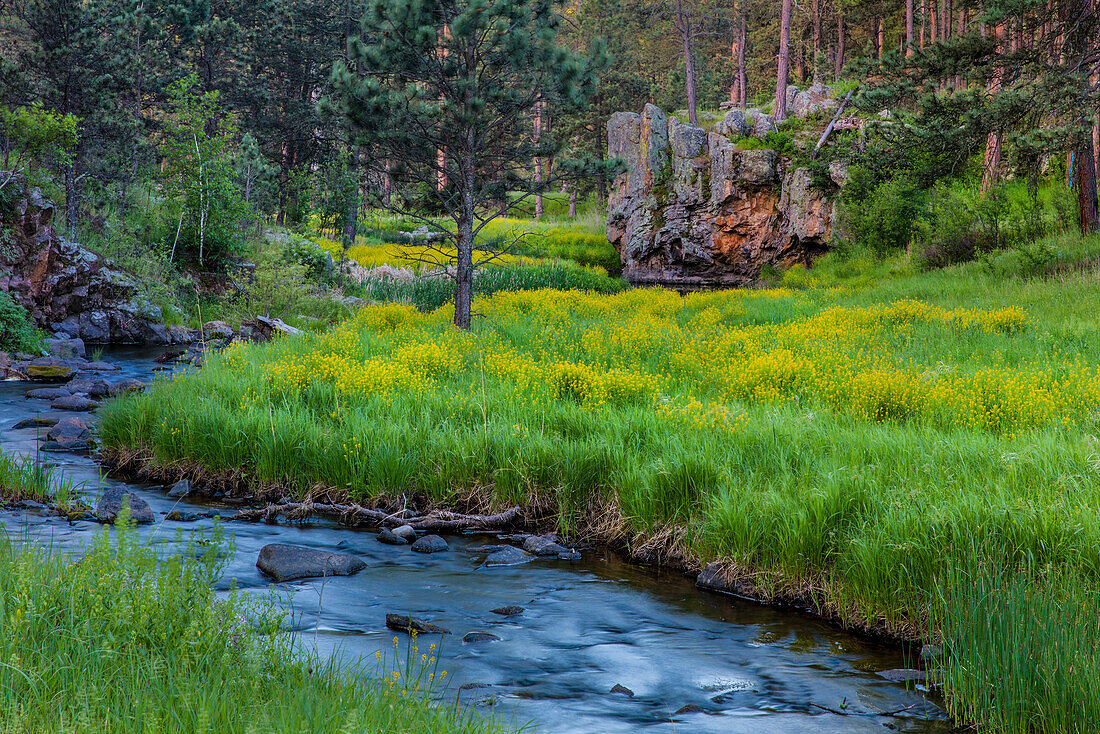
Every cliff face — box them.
[0,174,171,343]
[606,104,844,287]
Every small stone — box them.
[410,534,448,553]
[674,704,705,715]
[556,549,582,561]
[82,361,119,372]
[391,524,417,540]
[255,544,367,582]
[202,321,235,340]
[26,387,71,400]
[95,488,154,525]
[67,376,111,398]
[610,684,635,697]
[462,631,501,643]
[877,669,927,684]
[166,510,203,522]
[46,416,91,442]
[484,546,534,566]
[51,396,98,412]
[385,613,450,635]
[167,479,191,499]
[40,438,93,453]
[378,528,408,545]
[490,606,524,616]
[27,364,76,383]
[12,417,58,429]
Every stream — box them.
[0,347,957,733]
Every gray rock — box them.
[715,108,751,138]
[485,546,534,567]
[255,544,367,582]
[95,488,154,524]
[66,376,111,398]
[51,396,98,412]
[26,364,76,383]
[377,528,408,545]
[167,479,191,499]
[410,534,448,553]
[26,387,71,400]
[202,321,235,340]
[522,535,570,557]
[556,549,582,561]
[462,631,501,643]
[610,684,635,697]
[385,613,450,635]
[920,643,944,663]
[491,606,524,616]
[40,438,93,453]
[877,669,927,684]
[45,416,91,442]
[675,704,706,715]
[82,361,119,372]
[45,338,86,359]
[391,524,417,540]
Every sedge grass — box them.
[0,516,506,734]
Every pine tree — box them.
[330,0,612,329]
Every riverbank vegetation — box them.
[102,229,1100,732]
[0,508,504,733]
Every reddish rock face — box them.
[1,174,167,343]
[606,105,842,287]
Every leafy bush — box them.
[0,290,40,353]
[838,172,923,256]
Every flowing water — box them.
[0,348,958,733]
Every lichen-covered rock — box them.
[606,106,841,287]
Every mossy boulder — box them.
[26,364,76,383]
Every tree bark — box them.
[811,0,822,84]
[568,185,577,218]
[930,0,938,43]
[877,17,884,62]
[835,13,846,80]
[775,0,793,120]
[677,0,698,126]
[64,154,79,234]
[906,0,915,57]
[341,147,360,249]
[737,13,748,108]
[1077,134,1099,233]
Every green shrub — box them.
[838,172,923,256]
[0,290,40,354]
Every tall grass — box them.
[99,231,1100,732]
[0,519,505,734]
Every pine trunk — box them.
[678,0,698,126]
[906,0,915,56]
[775,0,793,120]
[1078,135,1100,233]
[835,14,845,80]
[737,13,748,108]
[811,0,821,84]
[342,148,360,248]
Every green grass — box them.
[99,230,1100,733]
[0,516,506,734]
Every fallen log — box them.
[228,501,523,532]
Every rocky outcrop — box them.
[606,104,845,287]
[0,174,172,344]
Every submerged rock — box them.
[107,378,146,396]
[385,613,451,635]
[410,534,448,553]
[255,544,367,582]
[674,704,706,715]
[484,546,534,567]
[522,534,570,557]
[877,669,927,684]
[26,387,71,400]
[95,488,154,524]
[166,510,205,522]
[490,606,524,616]
[462,631,501,643]
[610,684,635,697]
[12,417,57,429]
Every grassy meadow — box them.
[100,230,1100,732]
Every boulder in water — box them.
[95,488,154,524]
[410,534,448,553]
[51,396,98,412]
[255,544,366,582]
[485,546,534,567]
[385,613,450,635]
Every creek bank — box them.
[97,445,939,656]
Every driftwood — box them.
[229,501,523,532]
[812,90,854,159]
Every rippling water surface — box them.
[0,347,957,733]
